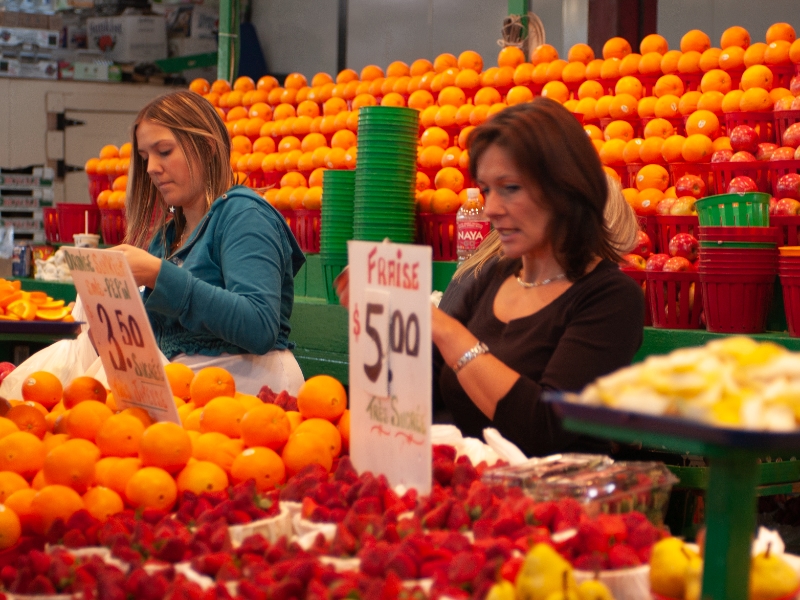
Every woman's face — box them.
[476,144,553,260]
[136,120,205,212]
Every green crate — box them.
[695,192,771,227]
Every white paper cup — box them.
[73,233,100,248]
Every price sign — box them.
[63,248,181,424]
[348,240,432,494]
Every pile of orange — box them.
[0,364,351,545]
[85,143,131,210]
[0,279,72,323]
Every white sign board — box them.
[347,240,432,494]
[63,248,181,424]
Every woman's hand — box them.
[110,244,162,289]
[333,266,350,308]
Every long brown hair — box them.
[126,90,235,248]
[463,98,619,281]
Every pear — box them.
[577,577,615,600]
[750,544,800,600]
[543,572,581,600]
[684,553,703,600]
[517,543,577,600]
[486,580,516,600]
[649,537,698,599]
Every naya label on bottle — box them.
[456,221,491,252]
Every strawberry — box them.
[472,516,494,540]
[433,444,457,461]
[306,578,331,600]
[28,550,50,576]
[358,541,391,577]
[529,501,559,528]
[285,558,316,585]
[301,497,321,520]
[637,545,653,563]
[400,488,418,511]
[216,561,242,581]
[577,520,609,554]
[237,580,269,600]
[140,507,168,525]
[386,550,418,579]
[357,474,386,500]
[422,499,454,530]
[608,543,641,569]
[596,514,628,545]
[433,458,455,486]
[627,520,661,550]
[492,506,526,538]
[465,482,494,520]
[257,385,278,404]
[353,497,383,515]
[500,556,523,582]
[451,456,479,488]
[447,550,485,585]
[553,498,583,530]
[396,515,422,539]
[270,578,304,600]
[474,537,514,561]
[27,574,56,595]
[309,504,332,523]
[621,511,649,531]
[514,526,552,553]
[330,508,348,523]
[333,456,359,484]
[445,502,471,531]
[573,551,609,571]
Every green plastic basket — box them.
[699,241,777,249]
[695,192,771,227]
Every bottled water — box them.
[456,187,490,264]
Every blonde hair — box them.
[126,91,236,249]
[454,173,638,279]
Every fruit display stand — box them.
[546,396,800,600]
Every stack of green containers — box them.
[353,106,419,243]
[320,169,355,303]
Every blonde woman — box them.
[112,91,306,395]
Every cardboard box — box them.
[86,14,167,64]
[73,60,122,82]
[0,57,58,79]
[0,27,60,49]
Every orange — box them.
[740,87,773,112]
[639,137,666,164]
[5,488,38,534]
[230,447,286,491]
[661,134,687,163]
[103,456,140,502]
[639,52,664,76]
[85,157,100,174]
[199,396,246,438]
[82,487,123,522]
[600,58,622,79]
[677,51,702,74]
[42,439,99,493]
[301,133,327,153]
[6,405,46,439]
[62,376,106,409]
[281,171,307,187]
[712,136,733,152]
[599,139,627,166]
[226,105,249,121]
[643,118,674,139]
[719,46,746,71]
[22,371,62,409]
[95,413,145,458]
[765,41,791,66]
[0,471,28,503]
[619,53,642,76]
[125,467,177,511]
[678,91,703,116]
[640,33,669,55]
[544,60,567,82]
[234,75,256,92]
[176,461,228,495]
[351,93,377,110]
[281,433,333,477]
[531,44,559,65]
[189,78,211,94]
[615,76,644,100]
[574,98,598,121]
[623,138,645,164]
[309,167,327,188]
[416,171,432,192]
[431,188,461,214]
[331,129,357,150]
[458,50,483,72]
[661,50,683,74]
[434,167,466,193]
[685,110,720,138]
[541,81,570,104]
[700,69,732,94]
[408,90,435,111]
[722,90,745,113]
[720,26,750,50]
[139,422,192,474]
[604,120,635,142]
[608,94,638,119]
[567,42,595,64]
[441,146,462,169]
[498,46,526,68]
[560,61,586,84]
[697,90,725,114]
[418,146,446,169]
[578,81,605,100]
[682,134,714,162]
[93,456,120,486]
[681,30,711,54]
[96,189,112,209]
[603,37,632,60]
[64,401,112,441]
[0,504,21,551]
[506,85,534,105]
[699,48,722,72]
[474,87,502,107]
[99,144,119,159]
[0,431,43,480]
[634,188,665,215]
[189,367,235,408]
[635,164,670,191]
[790,39,800,64]
[741,64,773,90]
[455,104,475,126]
[239,404,291,451]
[433,53,458,73]
[31,470,46,490]
[31,485,83,534]
[603,166,622,182]
[585,59,604,80]
[744,43,768,67]
[292,418,342,458]
[766,23,796,45]
[637,96,658,118]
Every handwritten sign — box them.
[63,248,181,424]
[348,240,432,494]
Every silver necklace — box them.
[515,271,567,288]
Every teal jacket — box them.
[144,185,305,359]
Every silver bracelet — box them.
[451,341,490,374]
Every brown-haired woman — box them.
[111,90,306,395]
[432,97,644,457]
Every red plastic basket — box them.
[622,268,653,326]
[698,225,781,244]
[781,274,800,337]
[100,209,126,245]
[699,270,776,333]
[679,72,702,92]
[710,161,770,195]
[57,204,100,244]
[43,207,59,243]
[767,159,800,195]
[770,215,800,246]
[279,209,297,237]
[774,110,800,146]
[606,164,631,187]
[770,65,795,89]
[417,213,457,261]
[724,112,775,144]
[637,215,660,254]
[656,215,699,253]
[87,173,109,204]
[626,164,646,190]
[294,209,321,253]
[669,162,716,195]
[647,270,703,329]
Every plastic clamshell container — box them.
[481,453,613,489]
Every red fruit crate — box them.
[770,65,795,89]
[724,112,775,144]
[647,270,704,329]
[771,215,800,246]
[710,161,770,195]
[621,268,653,326]
[656,215,700,253]
[669,162,716,195]
[417,213,457,261]
[597,78,619,96]
[699,271,776,334]
[294,209,321,253]
[607,164,632,187]
[87,173,110,204]
[773,110,800,147]
[637,215,660,254]
[279,209,297,238]
[767,159,800,195]
[100,209,126,245]
[57,204,100,244]
[781,274,800,337]
[43,207,59,243]
[679,72,702,92]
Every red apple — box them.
[622,254,647,270]
[670,196,698,216]
[756,143,778,161]
[711,149,734,162]
[790,75,800,96]
[663,256,696,272]
[0,363,13,386]
[771,147,796,161]
[774,198,800,216]
[646,253,671,271]
[796,146,800,160]
[656,197,675,215]
[769,196,779,215]
[727,176,759,193]
[675,174,707,199]
[775,96,795,111]
[668,233,699,262]
[776,173,800,200]
[730,151,757,162]
[782,123,800,149]
[633,230,653,259]
[792,96,800,111]
[730,125,760,154]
